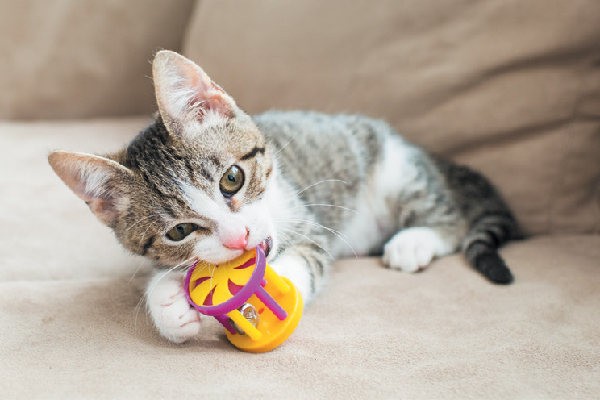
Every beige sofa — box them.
[2,1,599,398]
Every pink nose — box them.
[222,227,249,250]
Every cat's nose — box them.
[222,226,249,250]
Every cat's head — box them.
[49,51,278,267]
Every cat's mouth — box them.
[258,236,273,258]
[183,236,273,269]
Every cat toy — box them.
[184,245,303,353]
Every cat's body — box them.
[49,51,520,344]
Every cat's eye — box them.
[220,165,244,197]
[166,223,199,241]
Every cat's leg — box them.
[377,142,469,273]
[269,243,331,304]
[146,269,202,343]
[382,227,462,273]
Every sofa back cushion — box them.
[0,0,194,120]
[184,0,600,236]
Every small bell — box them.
[230,303,259,335]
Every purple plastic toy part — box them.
[255,286,287,320]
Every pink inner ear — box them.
[48,151,129,228]
[67,177,94,203]
[154,51,235,123]
[189,84,233,120]
[88,196,121,227]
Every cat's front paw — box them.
[146,272,202,344]
[383,227,449,273]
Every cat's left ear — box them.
[48,151,134,228]
[152,50,236,134]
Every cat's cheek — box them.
[149,239,197,266]
[237,199,277,250]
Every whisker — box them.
[284,218,350,239]
[126,212,168,232]
[277,233,294,253]
[288,203,359,214]
[280,227,335,260]
[272,137,295,157]
[296,179,348,195]
[283,218,357,258]
[208,262,218,298]
[133,296,148,330]
[140,218,163,243]
[127,258,151,285]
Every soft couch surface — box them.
[2,117,599,400]
[1,1,600,399]
[0,0,194,119]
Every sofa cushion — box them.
[0,0,194,120]
[184,0,600,236]
[1,118,599,398]
[0,118,151,281]
[2,226,600,397]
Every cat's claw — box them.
[146,273,202,344]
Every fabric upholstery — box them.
[2,1,600,398]
[1,117,599,399]
[0,0,195,120]
[184,0,600,236]
[3,235,600,399]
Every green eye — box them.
[166,223,197,241]
[220,165,244,197]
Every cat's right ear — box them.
[152,50,237,136]
[48,151,133,228]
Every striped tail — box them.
[463,213,519,285]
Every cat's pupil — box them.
[228,174,235,182]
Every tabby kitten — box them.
[48,51,520,343]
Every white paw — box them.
[383,227,452,273]
[146,271,202,344]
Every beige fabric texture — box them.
[185,0,600,236]
[2,2,600,398]
[0,0,194,120]
[2,118,599,400]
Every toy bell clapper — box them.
[184,245,303,353]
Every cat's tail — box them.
[462,213,521,285]
[433,158,522,284]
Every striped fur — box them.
[48,51,520,343]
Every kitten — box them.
[48,50,520,343]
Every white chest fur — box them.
[332,136,421,258]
